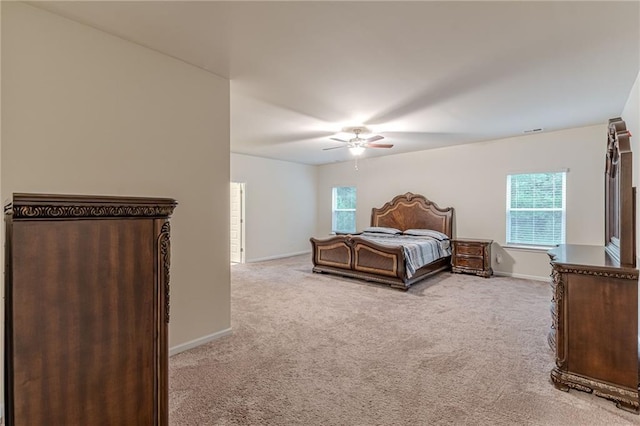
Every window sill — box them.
[504,244,557,253]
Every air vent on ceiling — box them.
[523,128,544,134]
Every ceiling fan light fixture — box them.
[349,146,366,156]
[323,126,392,155]
[342,126,370,135]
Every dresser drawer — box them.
[456,243,483,256]
[454,256,483,270]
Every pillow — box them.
[403,229,449,240]
[362,226,402,235]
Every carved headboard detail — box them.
[370,192,454,237]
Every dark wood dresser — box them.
[546,118,639,413]
[451,238,493,277]
[548,244,639,413]
[4,194,176,425]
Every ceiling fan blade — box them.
[365,143,394,149]
[330,137,348,143]
[323,145,347,151]
[365,135,384,143]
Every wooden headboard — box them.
[370,192,454,237]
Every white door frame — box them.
[230,182,245,263]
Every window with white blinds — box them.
[506,172,566,246]
[332,186,356,233]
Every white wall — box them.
[1,3,231,351]
[317,125,604,280]
[621,70,639,259]
[231,153,316,261]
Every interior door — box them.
[230,182,245,263]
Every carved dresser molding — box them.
[4,193,177,425]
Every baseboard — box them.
[169,328,232,356]
[247,250,311,263]
[494,271,548,282]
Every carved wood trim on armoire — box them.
[4,193,177,425]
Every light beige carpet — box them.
[169,255,638,425]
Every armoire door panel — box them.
[4,194,176,426]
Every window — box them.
[506,172,566,247]
[332,187,356,233]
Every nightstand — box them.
[451,238,493,278]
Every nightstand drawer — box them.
[456,244,483,256]
[455,256,483,270]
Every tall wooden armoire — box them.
[4,194,177,425]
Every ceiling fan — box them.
[323,126,394,156]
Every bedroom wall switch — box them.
[496,254,503,264]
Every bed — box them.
[310,192,454,290]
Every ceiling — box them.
[32,1,640,165]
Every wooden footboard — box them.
[310,235,450,290]
[352,237,405,278]
[310,235,352,269]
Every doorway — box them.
[230,182,245,264]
